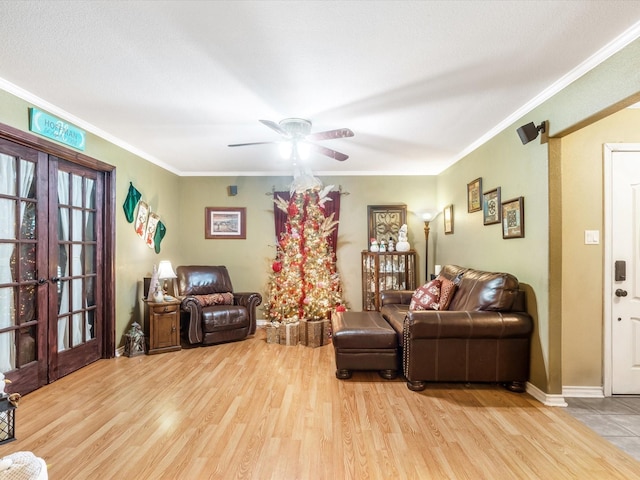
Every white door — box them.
[607,145,640,394]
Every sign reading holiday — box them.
[28,108,86,151]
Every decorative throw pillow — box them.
[193,292,234,306]
[409,279,441,310]
[437,276,458,310]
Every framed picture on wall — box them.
[205,207,246,239]
[367,204,407,243]
[443,204,454,234]
[467,177,482,213]
[483,187,501,225]
[502,197,524,239]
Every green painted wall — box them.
[175,175,437,315]
[435,120,549,391]
[435,37,640,395]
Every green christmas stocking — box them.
[122,182,142,223]
[154,221,166,254]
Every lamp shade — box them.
[157,260,177,279]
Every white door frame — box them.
[603,143,640,396]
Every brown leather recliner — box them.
[175,265,262,346]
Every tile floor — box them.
[565,396,640,461]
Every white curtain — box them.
[84,178,94,339]
[58,173,87,350]
[57,172,70,352]
[0,154,16,372]
[0,155,35,373]
[71,174,83,346]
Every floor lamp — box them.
[423,213,432,282]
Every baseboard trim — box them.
[526,382,568,407]
[562,386,604,398]
[115,346,124,357]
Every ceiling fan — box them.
[228,118,354,161]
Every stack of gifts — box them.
[266,321,281,344]
[299,318,331,348]
[280,321,299,346]
[266,315,332,347]
[266,320,300,346]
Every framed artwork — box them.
[205,207,246,239]
[367,204,407,243]
[467,177,482,213]
[443,204,454,234]
[483,187,501,225]
[502,197,525,239]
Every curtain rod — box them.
[265,185,350,196]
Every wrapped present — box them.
[279,321,299,346]
[306,319,331,348]
[266,322,280,344]
[299,318,308,345]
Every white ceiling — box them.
[1,1,640,176]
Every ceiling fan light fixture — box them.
[230,118,353,162]
[279,141,293,159]
[296,141,311,161]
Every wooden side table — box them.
[144,298,181,354]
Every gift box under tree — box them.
[300,318,330,348]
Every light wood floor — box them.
[2,328,640,479]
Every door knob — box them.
[615,289,628,297]
[51,276,60,283]
[38,278,47,285]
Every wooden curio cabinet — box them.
[361,250,417,311]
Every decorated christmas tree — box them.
[266,174,344,324]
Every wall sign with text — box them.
[28,108,86,150]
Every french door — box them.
[49,157,104,381]
[0,132,114,395]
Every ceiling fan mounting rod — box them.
[279,118,312,139]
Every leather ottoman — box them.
[331,311,399,379]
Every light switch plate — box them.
[584,230,600,245]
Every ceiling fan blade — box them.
[310,144,349,161]
[259,119,289,137]
[228,141,278,147]
[306,128,354,142]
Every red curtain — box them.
[325,191,340,254]
[273,191,291,244]
[273,189,341,254]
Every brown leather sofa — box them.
[380,265,533,392]
[175,265,262,346]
